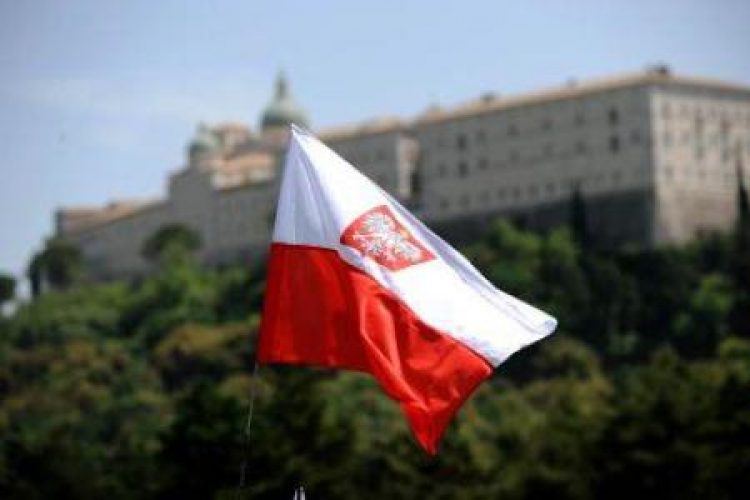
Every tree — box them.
[620,247,699,354]
[730,150,750,337]
[672,273,733,356]
[44,241,84,290]
[26,240,83,296]
[569,183,590,249]
[592,348,750,498]
[27,252,44,298]
[6,213,750,498]
[0,273,15,310]
[142,224,202,266]
[463,220,542,299]
[583,255,641,359]
[737,150,750,232]
[155,381,245,499]
[214,264,266,322]
[537,228,591,338]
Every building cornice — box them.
[413,71,750,126]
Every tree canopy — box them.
[26,240,83,296]
[142,224,202,265]
[2,220,749,499]
[0,272,15,308]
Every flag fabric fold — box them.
[258,125,557,454]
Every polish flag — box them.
[258,126,557,454]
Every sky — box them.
[1,0,749,286]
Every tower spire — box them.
[260,70,309,132]
[275,70,288,98]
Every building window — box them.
[609,107,619,125]
[542,118,552,132]
[458,162,469,177]
[497,189,506,201]
[508,124,519,137]
[609,136,620,154]
[478,157,489,170]
[460,195,470,208]
[662,103,672,119]
[456,134,467,151]
[509,150,520,163]
[438,164,447,177]
[721,147,731,162]
[720,119,731,135]
[630,129,641,144]
[663,131,672,147]
[576,140,587,155]
[476,130,486,144]
[575,112,585,126]
[695,115,705,136]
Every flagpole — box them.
[235,360,261,500]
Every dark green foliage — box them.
[2,221,750,498]
[593,347,750,499]
[730,164,750,337]
[26,240,84,296]
[737,159,749,229]
[0,273,15,308]
[43,241,84,288]
[26,252,44,298]
[214,263,267,322]
[120,258,218,347]
[142,223,202,265]
[156,381,245,499]
[569,184,589,248]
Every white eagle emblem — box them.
[341,206,434,271]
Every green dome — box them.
[189,124,219,155]
[261,72,309,130]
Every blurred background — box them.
[1,1,750,498]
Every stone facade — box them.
[320,118,418,202]
[412,69,750,246]
[55,68,750,279]
[650,82,750,244]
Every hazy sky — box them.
[2,0,749,284]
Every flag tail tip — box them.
[543,318,558,336]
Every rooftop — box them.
[414,68,750,125]
[58,199,162,233]
[318,116,405,142]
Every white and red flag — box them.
[258,126,557,454]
